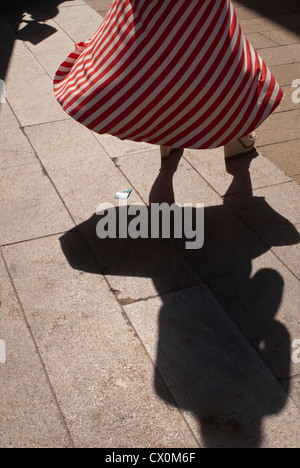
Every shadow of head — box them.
[17,20,57,44]
[153,268,291,448]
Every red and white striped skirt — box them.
[54,0,283,149]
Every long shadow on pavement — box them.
[60,152,299,447]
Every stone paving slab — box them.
[4,41,67,126]
[24,121,203,302]
[256,110,300,147]
[239,14,300,34]
[244,32,279,49]
[19,15,76,79]
[75,218,203,304]
[273,85,298,113]
[269,63,300,86]
[285,376,300,410]
[191,245,300,379]
[115,149,222,207]
[2,236,198,448]
[51,3,104,44]
[86,0,112,17]
[124,287,300,448]
[0,104,35,170]
[24,119,142,223]
[174,197,300,379]
[95,133,158,158]
[0,254,73,448]
[263,27,300,46]
[184,148,291,197]
[0,161,74,245]
[233,1,300,183]
[259,44,300,67]
[226,182,300,279]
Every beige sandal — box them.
[160,145,175,159]
[224,133,257,159]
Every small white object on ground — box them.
[0,80,6,103]
[0,340,6,364]
[115,189,132,200]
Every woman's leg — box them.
[160,145,175,159]
[224,133,257,159]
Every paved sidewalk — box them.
[0,0,299,448]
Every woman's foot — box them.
[160,145,176,159]
[224,133,257,159]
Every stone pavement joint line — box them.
[0,0,299,449]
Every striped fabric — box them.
[54,0,283,149]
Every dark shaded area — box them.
[60,151,299,447]
[0,0,71,81]
[228,0,300,36]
